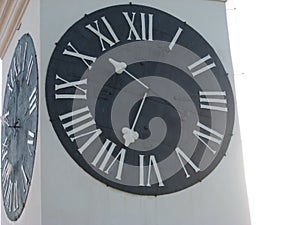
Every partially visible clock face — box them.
[46,4,234,195]
[1,34,38,220]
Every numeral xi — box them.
[85,16,120,51]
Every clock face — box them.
[1,34,38,220]
[46,4,234,195]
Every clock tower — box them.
[1,0,251,225]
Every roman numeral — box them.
[7,82,13,92]
[27,130,35,157]
[169,27,183,50]
[59,107,102,154]
[22,41,28,71]
[3,179,20,212]
[2,136,8,148]
[1,111,9,126]
[29,87,37,115]
[85,17,120,51]
[188,55,216,77]
[4,180,13,211]
[12,181,19,211]
[8,69,15,92]
[1,137,8,161]
[27,130,35,145]
[199,91,228,112]
[13,44,22,76]
[175,147,200,178]
[26,55,34,84]
[139,155,164,187]
[21,165,29,192]
[1,149,8,161]
[55,75,87,99]
[123,12,153,41]
[91,139,126,180]
[2,161,12,189]
[63,42,96,70]
[193,122,223,154]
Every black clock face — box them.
[1,34,38,220]
[46,4,234,195]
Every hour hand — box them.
[121,92,148,147]
[108,58,149,90]
[122,127,139,147]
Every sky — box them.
[1,0,300,224]
[227,0,300,225]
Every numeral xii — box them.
[123,11,154,41]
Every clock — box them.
[45,4,234,195]
[1,33,39,220]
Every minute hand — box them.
[108,58,149,90]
